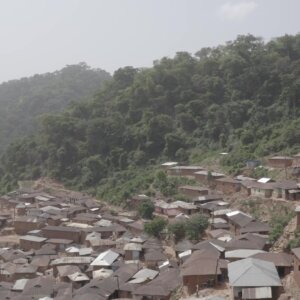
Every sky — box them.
[0,0,299,83]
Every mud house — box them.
[19,235,47,251]
[249,181,274,198]
[272,180,300,200]
[42,226,82,244]
[214,178,241,194]
[178,185,209,199]
[194,171,225,186]
[181,249,221,294]
[14,216,46,235]
[268,156,294,168]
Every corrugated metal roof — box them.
[68,272,89,282]
[91,249,119,266]
[132,268,158,280]
[51,256,93,266]
[225,249,266,259]
[228,258,281,287]
[12,279,29,291]
[20,235,47,242]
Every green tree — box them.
[144,217,168,238]
[185,214,208,240]
[168,221,186,241]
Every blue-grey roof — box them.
[228,258,281,287]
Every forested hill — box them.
[0,63,110,153]
[1,34,300,196]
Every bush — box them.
[144,217,168,238]
[138,201,155,219]
[269,211,295,243]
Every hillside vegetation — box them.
[0,63,110,153]
[1,34,300,199]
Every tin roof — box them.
[228,258,281,287]
[91,249,119,266]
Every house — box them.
[90,249,120,270]
[19,235,47,251]
[88,224,127,239]
[89,238,116,252]
[57,265,82,282]
[22,276,56,299]
[291,247,300,287]
[273,180,300,200]
[172,201,198,215]
[14,264,38,280]
[46,238,73,251]
[154,200,181,217]
[249,181,274,198]
[133,268,181,300]
[194,171,225,186]
[30,255,51,273]
[251,252,293,277]
[42,226,82,243]
[214,178,241,194]
[175,240,194,257]
[144,249,168,268]
[226,211,253,235]
[228,258,282,300]
[14,216,46,235]
[268,156,293,168]
[225,233,269,251]
[193,194,224,205]
[124,242,142,261]
[0,262,17,282]
[68,272,90,288]
[239,220,270,235]
[181,249,221,294]
[168,166,204,177]
[200,201,229,215]
[178,185,209,199]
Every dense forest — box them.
[1,34,300,200]
[0,63,110,153]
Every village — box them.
[0,155,299,300]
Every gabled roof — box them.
[228,258,281,287]
[251,252,293,267]
[181,249,221,276]
[226,211,253,227]
[91,249,119,266]
[240,220,270,234]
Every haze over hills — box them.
[0,62,111,153]
[0,34,300,198]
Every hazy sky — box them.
[0,0,299,83]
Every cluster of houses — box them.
[163,162,300,200]
[0,155,298,299]
[0,189,184,300]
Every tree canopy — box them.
[0,34,300,196]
